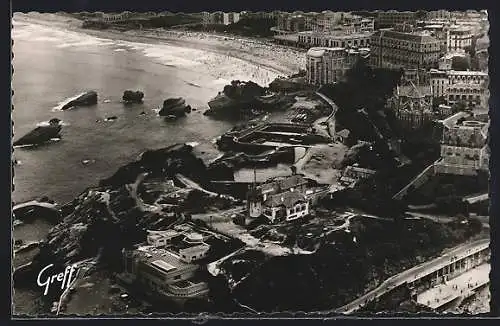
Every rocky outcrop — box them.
[13,119,62,146]
[158,97,192,118]
[122,90,144,104]
[61,91,98,110]
[17,144,211,290]
[205,80,296,119]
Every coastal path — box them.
[329,238,490,314]
[175,173,220,197]
[404,212,489,228]
[315,92,338,140]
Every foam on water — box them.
[36,120,68,127]
[13,19,281,87]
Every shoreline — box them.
[13,13,305,78]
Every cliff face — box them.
[22,144,210,283]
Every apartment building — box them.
[430,69,488,106]
[375,10,418,27]
[447,25,473,52]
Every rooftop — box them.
[135,245,190,270]
[259,174,309,194]
[448,70,488,76]
[397,81,432,98]
[373,28,440,43]
[299,30,373,38]
[263,190,308,209]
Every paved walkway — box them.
[330,238,490,314]
[416,263,490,309]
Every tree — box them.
[451,56,471,71]
[433,96,447,109]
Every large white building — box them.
[306,47,370,85]
[430,69,489,106]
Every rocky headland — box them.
[204,80,295,119]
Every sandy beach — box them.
[13,12,306,85]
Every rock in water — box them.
[13,119,62,146]
[158,97,192,118]
[49,118,61,125]
[61,91,98,110]
[122,90,144,104]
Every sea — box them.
[11,18,284,315]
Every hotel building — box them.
[370,25,442,69]
[298,30,373,48]
[370,25,442,82]
[306,47,370,85]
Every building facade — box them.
[430,69,489,106]
[119,226,213,300]
[262,191,310,223]
[339,165,377,187]
[306,47,370,86]
[446,25,473,52]
[247,174,312,223]
[314,12,374,33]
[370,25,442,73]
[298,30,373,48]
[435,119,489,175]
[375,11,418,27]
[426,10,452,20]
[204,11,240,25]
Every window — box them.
[174,275,181,280]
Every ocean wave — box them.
[13,138,61,149]
[36,120,68,127]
